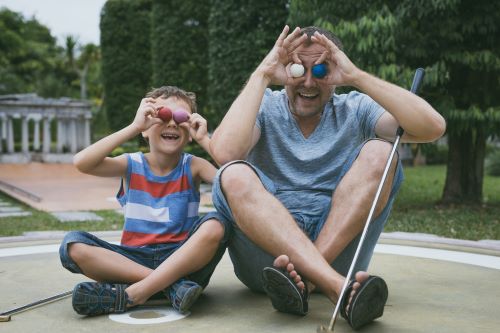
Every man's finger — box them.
[275,25,290,48]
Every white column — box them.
[7,116,14,153]
[33,119,40,151]
[69,118,77,153]
[56,119,64,153]
[21,116,29,153]
[84,117,91,147]
[42,117,51,153]
[0,116,3,153]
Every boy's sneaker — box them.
[72,282,132,316]
[167,279,203,314]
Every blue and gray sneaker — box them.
[166,279,203,314]
[72,282,133,316]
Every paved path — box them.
[0,163,212,213]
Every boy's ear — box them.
[142,131,148,139]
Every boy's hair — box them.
[146,86,197,113]
[300,26,343,51]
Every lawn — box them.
[386,165,500,240]
[0,164,499,240]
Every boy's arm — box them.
[185,113,220,164]
[74,97,163,177]
[190,156,217,185]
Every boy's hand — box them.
[185,113,209,143]
[132,98,163,132]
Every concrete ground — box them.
[1,163,500,332]
[0,233,499,333]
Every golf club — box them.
[317,68,425,332]
[0,290,72,322]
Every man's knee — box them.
[358,140,398,176]
[220,163,261,196]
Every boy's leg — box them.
[125,213,228,306]
[60,231,158,283]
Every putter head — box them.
[317,325,334,332]
[0,315,11,322]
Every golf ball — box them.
[173,109,190,124]
[157,107,172,122]
[290,63,305,78]
[312,63,327,78]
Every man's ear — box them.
[142,131,148,140]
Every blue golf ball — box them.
[312,63,327,78]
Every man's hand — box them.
[311,32,363,87]
[255,25,308,86]
[132,98,163,132]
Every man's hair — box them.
[146,86,197,113]
[300,26,343,51]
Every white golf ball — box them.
[290,63,305,78]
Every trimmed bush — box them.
[100,0,153,132]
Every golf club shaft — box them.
[0,290,72,317]
[327,68,425,331]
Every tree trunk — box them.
[441,127,486,204]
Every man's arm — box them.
[210,26,308,165]
[209,72,268,165]
[312,32,446,143]
[354,72,446,143]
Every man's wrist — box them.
[350,69,369,90]
[251,69,272,87]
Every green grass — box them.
[0,164,499,240]
[0,193,124,237]
[386,165,500,240]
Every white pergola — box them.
[0,94,92,163]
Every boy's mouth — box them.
[161,132,180,141]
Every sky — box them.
[0,0,108,45]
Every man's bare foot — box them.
[273,254,305,291]
[344,271,370,310]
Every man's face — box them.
[285,43,335,119]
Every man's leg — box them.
[217,163,345,302]
[314,139,402,275]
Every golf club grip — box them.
[410,68,425,94]
[397,68,425,137]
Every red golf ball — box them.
[157,107,172,122]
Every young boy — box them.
[59,86,229,316]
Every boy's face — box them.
[142,96,193,155]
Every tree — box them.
[100,0,153,132]
[150,0,210,116]
[396,0,500,204]
[0,8,61,95]
[288,0,500,204]
[208,0,289,125]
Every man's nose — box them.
[303,69,315,88]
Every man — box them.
[209,26,445,329]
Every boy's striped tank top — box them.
[116,152,200,247]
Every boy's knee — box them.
[199,219,225,243]
[67,242,91,264]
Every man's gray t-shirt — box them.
[247,88,385,218]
